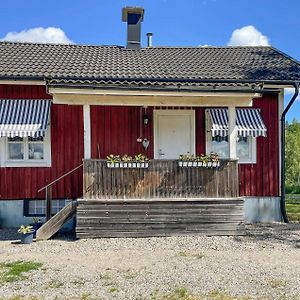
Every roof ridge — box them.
[0,40,123,48]
[0,40,273,50]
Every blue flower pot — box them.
[30,223,43,238]
[20,231,34,244]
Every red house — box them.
[0,7,299,237]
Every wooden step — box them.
[76,198,245,238]
[36,201,77,241]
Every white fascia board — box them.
[48,87,259,98]
[0,80,45,85]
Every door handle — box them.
[159,149,165,156]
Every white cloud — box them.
[285,88,300,100]
[227,25,269,46]
[1,27,73,44]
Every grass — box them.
[286,195,300,221]
[149,289,251,300]
[47,279,64,288]
[0,261,42,283]
[270,279,286,288]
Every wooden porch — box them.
[83,159,239,199]
[77,159,244,237]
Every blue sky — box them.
[0,0,299,121]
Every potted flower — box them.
[29,217,43,238]
[18,225,34,244]
[106,154,121,168]
[134,154,149,168]
[121,154,133,168]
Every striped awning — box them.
[207,108,267,137]
[0,99,51,137]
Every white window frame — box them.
[0,127,51,167]
[205,111,257,164]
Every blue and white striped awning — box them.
[0,99,51,138]
[207,108,267,137]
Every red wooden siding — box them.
[239,94,279,197]
[0,85,84,200]
[0,85,279,200]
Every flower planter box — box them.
[178,161,220,168]
[107,161,149,168]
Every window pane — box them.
[28,143,44,159]
[211,135,229,158]
[8,143,24,159]
[237,136,250,160]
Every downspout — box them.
[280,82,300,223]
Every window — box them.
[24,199,68,217]
[0,129,51,167]
[209,134,256,163]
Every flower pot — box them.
[183,162,188,167]
[178,161,183,167]
[193,162,197,167]
[20,231,34,244]
[145,162,149,168]
[136,162,141,168]
[188,162,193,167]
[29,223,43,238]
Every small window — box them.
[24,199,68,217]
[0,129,51,167]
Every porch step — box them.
[76,198,244,238]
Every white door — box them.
[154,110,195,159]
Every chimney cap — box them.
[146,32,153,36]
[122,7,144,22]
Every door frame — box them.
[153,109,196,159]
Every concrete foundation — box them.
[0,199,75,231]
[244,197,282,223]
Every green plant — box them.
[31,217,42,224]
[106,154,121,163]
[179,152,219,163]
[0,261,42,283]
[134,154,149,162]
[17,225,34,234]
[121,154,133,162]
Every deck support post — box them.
[45,186,52,221]
[83,105,91,159]
[228,106,237,159]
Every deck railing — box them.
[83,159,239,199]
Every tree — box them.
[285,119,300,193]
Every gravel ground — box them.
[0,223,300,300]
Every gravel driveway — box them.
[0,223,300,300]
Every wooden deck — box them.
[83,159,239,199]
[77,159,243,238]
[76,198,244,238]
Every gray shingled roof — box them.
[0,41,300,89]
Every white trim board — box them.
[153,109,195,159]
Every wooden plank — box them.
[76,198,244,238]
[37,201,77,241]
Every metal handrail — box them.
[38,163,83,193]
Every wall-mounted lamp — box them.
[143,114,149,125]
